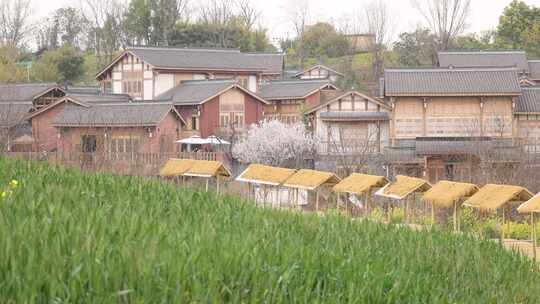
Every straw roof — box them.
[422,180,479,208]
[333,173,389,195]
[159,159,196,177]
[375,175,431,200]
[283,169,341,190]
[463,184,533,210]
[184,160,231,178]
[236,164,296,186]
[517,193,540,214]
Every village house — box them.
[95,47,284,99]
[154,79,269,147]
[516,87,540,154]
[51,101,183,159]
[258,79,338,123]
[438,51,540,85]
[0,83,66,151]
[293,65,344,82]
[27,93,132,152]
[305,90,391,173]
[382,67,523,183]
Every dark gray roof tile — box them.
[53,103,177,127]
[0,102,33,127]
[259,80,335,100]
[154,80,235,104]
[516,87,540,113]
[67,93,132,104]
[529,61,540,80]
[128,47,283,74]
[0,83,61,102]
[438,51,529,72]
[384,68,521,96]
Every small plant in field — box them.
[1,179,18,200]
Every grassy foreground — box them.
[1,158,540,303]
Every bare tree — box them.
[236,0,260,30]
[79,0,126,65]
[413,0,471,51]
[198,0,235,26]
[285,0,310,68]
[364,0,392,81]
[0,0,32,47]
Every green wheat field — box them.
[1,157,540,303]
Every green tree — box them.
[0,46,27,83]
[298,23,350,60]
[496,0,540,49]
[393,28,438,67]
[32,45,84,84]
[123,0,151,45]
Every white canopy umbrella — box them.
[176,135,230,145]
[206,135,230,145]
[176,135,207,145]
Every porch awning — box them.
[320,111,389,121]
[422,181,479,208]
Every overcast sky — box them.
[34,0,540,43]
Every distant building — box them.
[382,67,524,183]
[293,65,344,82]
[258,79,338,124]
[438,51,540,85]
[95,47,284,99]
[345,34,375,53]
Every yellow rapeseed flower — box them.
[1,191,6,198]
[9,180,18,189]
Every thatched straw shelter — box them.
[333,173,389,215]
[375,175,431,223]
[463,184,533,210]
[464,184,533,243]
[159,159,196,177]
[236,164,297,206]
[236,164,296,186]
[422,181,479,231]
[183,160,232,193]
[517,193,540,260]
[375,175,431,200]
[283,169,341,211]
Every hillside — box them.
[1,157,540,302]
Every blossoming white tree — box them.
[232,120,316,167]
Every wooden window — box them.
[191,116,199,130]
[81,135,97,153]
[220,113,230,127]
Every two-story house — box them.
[96,47,284,99]
[258,79,338,124]
[383,68,523,183]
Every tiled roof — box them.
[529,61,540,80]
[319,111,389,121]
[127,47,283,74]
[0,83,62,102]
[155,80,235,105]
[259,80,335,100]
[384,68,522,96]
[0,102,33,127]
[53,103,177,127]
[66,93,132,104]
[438,51,529,72]
[515,87,540,113]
